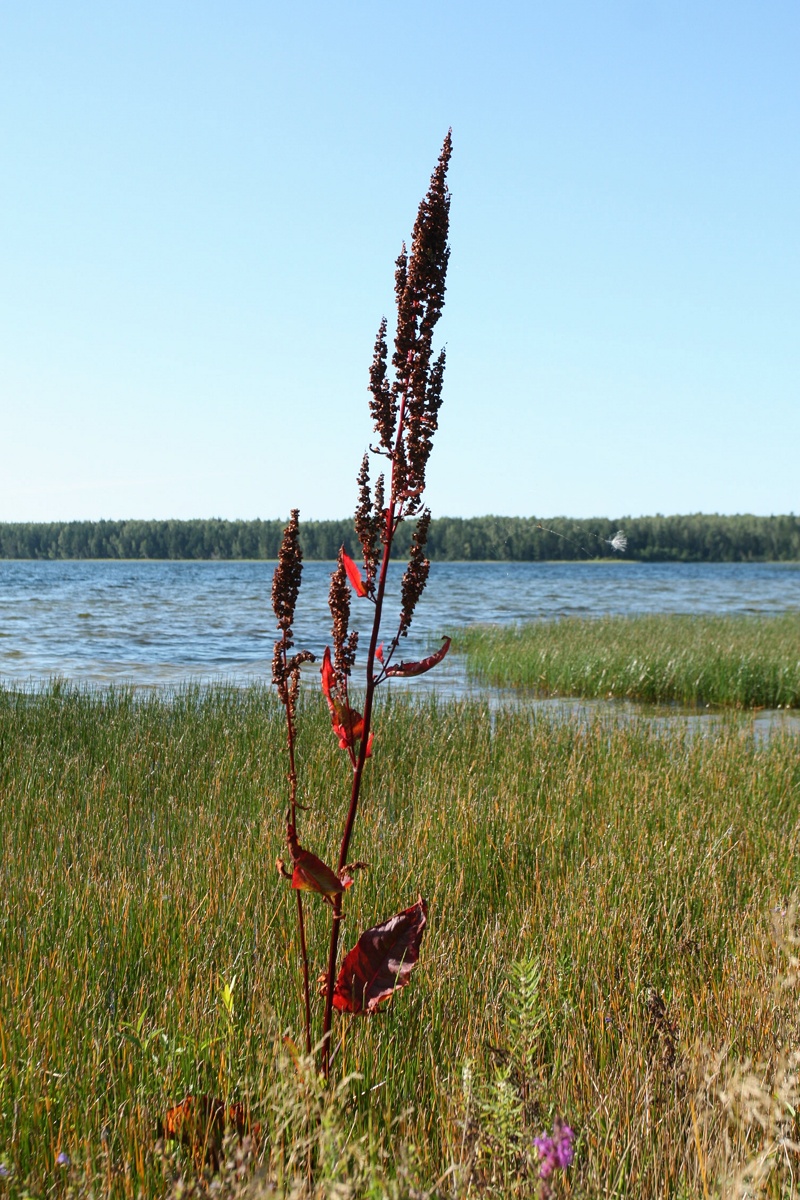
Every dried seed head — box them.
[392,241,414,395]
[271,510,314,717]
[355,454,371,526]
[272,641,285,695]
[393,135,451,373]
[406,345,446,511]
[328,554,358,687]
[368,318,395,451]
[388,133,451,507]
[392,439,409,508]
[394,244,409,328]
[274,646,316,716]
[354,454,380,590]
[271,510,303,637]
[408,130,452,341]
[374,474,386,541]
[399,508,432,637]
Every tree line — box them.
[0,514,798,562]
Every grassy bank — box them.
[1,685,799,1196]
[457,611,800,708]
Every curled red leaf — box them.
[292,851,351,899]
[333,896,428,1014]
[287,824,350,901]
[384,636,451,678]
[341,548,368,597]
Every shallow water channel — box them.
[1,559,798,735]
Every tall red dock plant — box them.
[271,132,453,1078]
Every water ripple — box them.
[1,560,799,706]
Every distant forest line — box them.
[1,514,798,563]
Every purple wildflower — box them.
[0,1163,11,1178]
[534,1117,574,1182]
[56,1151,70,1167]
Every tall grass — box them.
[457,612,800,708]
[1,684,799,1195]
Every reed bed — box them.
[1,684,799,1197]
[457,612,800,709]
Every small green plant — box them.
[506,957,547,1078]
[455,957,574,1198]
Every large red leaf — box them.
[333,897,428,1014]
[385,637,451,678]
[341,548,368,597]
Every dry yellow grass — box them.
[1,684,798,1196]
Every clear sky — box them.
[1,1,798,522]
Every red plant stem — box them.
[320,395,409,1076]
[284,648,313,1057]
[320,535,390,1074]
[295,892,312,1056]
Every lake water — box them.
[1,560,799,706]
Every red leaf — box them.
[292,849,349,899]
[333,896,428,1014]
[341,548,368,597]
[287,825,349,900]
[375,643,384,663]
[321,646,369,752]
[385,636,451,678]
[320,646,336,704]
[332,700,364,749]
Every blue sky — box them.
[1,1,798,521]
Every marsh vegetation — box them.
[457,612,800,710]
[1,685,799,1195]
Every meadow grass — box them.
[1,684,799,1196]
[456,612,800,709]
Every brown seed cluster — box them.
[354,454,384,592]
[367,131,452,518]
[368,317,395,452]
[271,510,314,717]
[271,509,302,634]
[328,553,358,690]
[399,508,432,637]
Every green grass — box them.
[1,684,799,1196]
[457,611,800,708]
